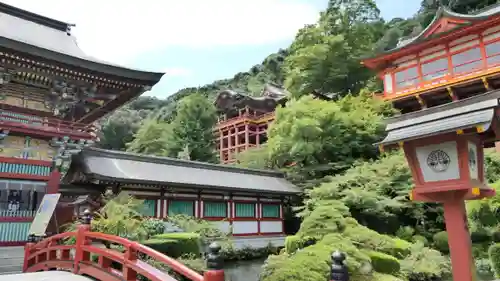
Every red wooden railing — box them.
[23,215,224,281]
[216,111,275,128]
[0,109,97,139]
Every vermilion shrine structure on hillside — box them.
[214,84,335,163]
[363,4,500,281]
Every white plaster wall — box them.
[232,221,258,234]
[260,221,282,233]
[156,200,162,218]
[213,221,231,233]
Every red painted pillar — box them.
[46,169,61,194]
[22,237,36,272]
[443,200,476,281]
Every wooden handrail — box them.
[23,223,225,281]
[0,109,97,139]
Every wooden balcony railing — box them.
[0,109,97,139]
[216,111,275,128]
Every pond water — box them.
[224,258,266,281]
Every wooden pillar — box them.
[46,169,61,194]
[235,125,239,153]
[245,123,249,150]
[443,200,476,281]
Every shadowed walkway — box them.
[1,271,93,281]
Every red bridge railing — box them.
[23,213,224,281]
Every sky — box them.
[3,0,422,98]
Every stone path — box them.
[0,246,24,275]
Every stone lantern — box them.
[377,91,500,281]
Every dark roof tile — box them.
[68,148,301,195]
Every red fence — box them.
[0,109,97,139]
[23,219,224,281]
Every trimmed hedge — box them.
[489,243,500,278]
[143,232,201,258]
[432,231,449,253]
[367,251,400,275]
[284,235,316,254]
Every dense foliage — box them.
[87,0,500,280]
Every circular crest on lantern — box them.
[427,150,450,172]
[468,148,476,169]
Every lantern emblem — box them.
[427,150,450,172]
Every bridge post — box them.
[22,234,37,272]
[330,251,349,281]
[203,242,225,281]
[73,209,92,274]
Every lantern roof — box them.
[377,90,500,146]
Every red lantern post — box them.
[377,91,499,281]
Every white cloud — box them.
[2,0,319,65]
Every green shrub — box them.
[411,235,428,246]
[284,235,316,254]
[141,218,165,238]
[260,233,372,281]
[367,251,400,275]
[400,243,451,281]
[395,226,414,241]
[475,258,493,278]
[470,228,491,243]
[391,238,412,258]
[143,239,181,257]
[342,218,410,258]
[372,272,404,281]
[432,231,449,253]
[144,233,201,258]
[488,243,500,278]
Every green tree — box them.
[263,91,389,181]
[164,93,218,163]
[126,119,170,155]
[284,0,385,98]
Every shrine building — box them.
[0,2,301,247]
[214,84,334,163]
[0,2,163,245]
[61,147,299,248]
[362,4,500,115]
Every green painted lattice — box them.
[141,199,156,217]
[204,202,226,217]
[262,204,280,218]
[168,200,194,216]
[0,162,50,176]
[0,110,43,126]
[235,203,255,218]
[0,222,31,242]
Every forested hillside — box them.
[96,1,500,281]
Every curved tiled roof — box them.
[64,147,300,195]
[214,84,289,112]
[0,2,163,83]
[366,4,500,62]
